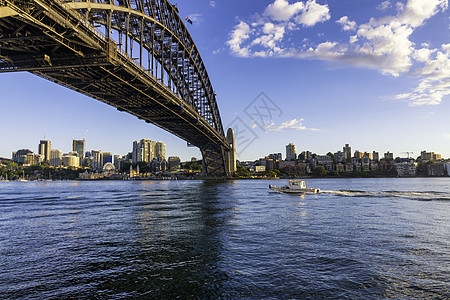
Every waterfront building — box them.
[49,149,62,167]
[373,152,379,162]
[259,157,274,170]
[286,143,297,161]
[395,162,417,177]
[132,139,165,164]
[168,156,181,170]
[12,149,33,163]
[113,155,121,170]
[371,162,379,171]
[345,163,354,173]
[103,152,112,165]
[343,144,352,161]
[353,150,363,160]
[384,151,394,160]
[251,165,266,173]
[91,150,103,170]
[363,152,372,160]
[269,153,282,161]
[279,160,296,169]
[444,163,450,176]
[316,155,333,171]
[427,164,445,176]
[361,156,371,171]
[150,157,168,172]
[298,151,312,162]
[336,163,345,173]
[351,157,360,165]
[334,151,345,163]
[72,139,85,165]
[38,140,52,162]
[421,150,442,161]
[155,141,166,160]
[62,153,80,167]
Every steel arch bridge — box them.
[0,0,236,176]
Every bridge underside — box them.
[0,0,234,177]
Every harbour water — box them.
[0,178,449,299]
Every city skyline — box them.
[5,136,447,163]
[0,0,449,161]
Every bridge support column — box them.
[201,128,236,178]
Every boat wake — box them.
[319,190,450,201]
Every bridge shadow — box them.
[95,180,239,298]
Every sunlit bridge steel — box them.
[0,0,236,176]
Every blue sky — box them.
[1,0,449,161]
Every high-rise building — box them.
[50,149,62,167]
[343,144,351,161]
[132,139,154,164]
[132,139,166,163]
[269,153,282,161]
[168,156,181,170]
[155,141,166,160]
[384,151,394,160]
[38,140,52,162]
[12,149,33,162]
[103,152,112,165]
[421,150,441,161]
[286,143,297,161]
[91,150,103,170]
[72,139,85,166]
[373,151,379,161]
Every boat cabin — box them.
[289,180,306,189]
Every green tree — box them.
[327,152,334,160]
[264,170,277,178]
[235,165,251,178]
[313,166,327,177]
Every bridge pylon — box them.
[200,128,236,178]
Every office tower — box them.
[50,149,62,167]
[132,139,160,164]
[286,143,297,161]
[343,144,351,161]
[155,141,166,160]
[103,152,112,165]
[72,139,85,165]
[91,150,103,170]
[38,140,52,162]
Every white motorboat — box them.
[269,180,320,194]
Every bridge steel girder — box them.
[0,0,235,177]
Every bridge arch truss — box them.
[0,0,236,176]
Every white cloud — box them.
[295,0,330,27]
[444,133,450,140]
[378,1,392,11]
[226,0,449,106]
[399,0,448,27]
[212,48,224,55]
[264,0,304,22]
[209,1,216,8]
[265,118,320,131]
[336,16,356,31]
[227,21,251,57]
[394,78,450,105]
